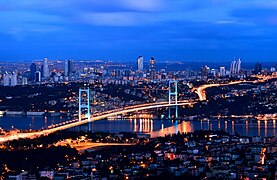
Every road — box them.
[55,140,134,152]
[195,80,248,101]
[195,75,277,101]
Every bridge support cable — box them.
[168,80,178,118]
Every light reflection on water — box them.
[0,116,276,137]
[83,119,277,138]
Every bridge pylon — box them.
[168,80,178,118]
[78,88,91,122]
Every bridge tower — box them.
[168,80,178,118]
[78,88,91,122]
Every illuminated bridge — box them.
[0,75,275,143]
[0,100,195,143]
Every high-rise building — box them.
[230,58,241,76]
[35,71,41,82]
[22,77,28,85]
[219,67,226,77]
[137,56,143,72]
[42,58,50,78]
[3,72,9,86]
[11,72,17,86]
[149,57,156,80]
[254,63,262,74]
[30,63,36,81]
[65,60,73,76]
[201,65,209,78]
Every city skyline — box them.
[1,1,277,61]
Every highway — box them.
[195,80,248,101]
[195,75,277,101]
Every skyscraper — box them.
[42,58,50,78]
[11,72,17,86]
[22,77,28,85]
[35,71,41,82]
[137,56,143,72]
[254,63,262,74]
[30,63,36,81]
[219,67,226,77]
[201,65,209,78]
[230,58,241,76]
[3,72,9,86]
[65,60,73,76]
[149,57,156,80]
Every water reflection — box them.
[1,115,276,138]
[258,120,261,136]
[85,118,277,138]
[149,121,193,138]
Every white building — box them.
[42,58,50,78]
[22,77,28,85]
[219,67,226,77]
[3,72,9,86]
[11,72,17,86]
[137,56,143,72]
[230,58,241,76]
[35,71,41,82]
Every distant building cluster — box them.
[0,57,277,86]
[0,58,76,86]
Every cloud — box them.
[232,7,277,25]
[1,1,277,61]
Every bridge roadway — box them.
[0,101,194,143]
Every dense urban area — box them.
[0,57,276,179]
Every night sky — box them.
[1,0,277,62]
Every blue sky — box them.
[1,0,277,62]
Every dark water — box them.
[79,118,276,137]
[0,116,70,130]
[0,116,276,137]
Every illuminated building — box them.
[137,56,143,72]
[219,67,226,77]
[11,72,17,86]
[42,58,50,78]
[149,57,156,80]
[65,60,73,77]
[35,71,41,82]
[230,58,241,76]
[3,72,9,86]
